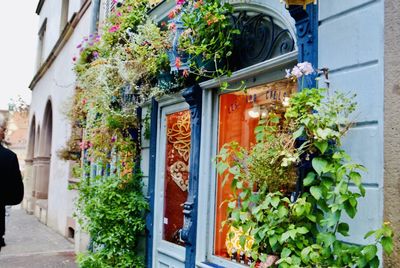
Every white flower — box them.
[291,66,303,78]
[285,69,291,78]
[297,61,314,75]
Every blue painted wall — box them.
[319,0,384,246]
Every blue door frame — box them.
[145,98,158,268]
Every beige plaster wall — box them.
[384,0,400,266]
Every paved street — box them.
[0,208,77,268]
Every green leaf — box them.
[228,201,236,209]
[300,247,311,263]
[297,226,309,234]
[278,205,288,218]
[271,196,280,208]
[281,248,292,258]
[369,256,380,268]
[314,140,328,154]
[280,231,290,243]
[312,157,329,175]
[269,235,278,248]
[293,126,305,139]
[316,128,332,139]
[317,232,336,247]
[239,235,247,249]
[349,171,362,186]
[381,236,394,255]
[216,162,229,174]
[303,172,316,186]
[364,230,375,239]
[337,222,350,236]
[310,186,322,200]
[362,245,377,262]
[344,200,357,218]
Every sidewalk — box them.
[0,207,77,268]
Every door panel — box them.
[153,102,190,268]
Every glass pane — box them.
[214,79,296,260]
[163,110,191,246]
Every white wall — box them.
[30,0,93,236]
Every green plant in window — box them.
[216,63,394,267]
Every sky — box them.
[0,2,39,110]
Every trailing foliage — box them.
[176,0,239,79]
[217,84,394,267]
[76,169,148,268]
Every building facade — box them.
[27,0,399,267]
[26,0,96,244]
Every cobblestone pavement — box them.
[0,208,77,268]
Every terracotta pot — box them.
[284,0,317,9]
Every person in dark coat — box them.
[0,115,24,250]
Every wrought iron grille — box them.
[229,11,295,71]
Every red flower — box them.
[175,57,182,69]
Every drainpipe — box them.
[90,0,101,34]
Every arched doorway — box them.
[34,100,52,223]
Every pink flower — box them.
[176,0,185,5]
[82,99,87,105]
[168,22,176,31]
[72,56,77,62]
[108,24,120,33]
[116,11,122,17]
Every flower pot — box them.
[284,0,317,9]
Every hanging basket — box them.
[283,0,317,9]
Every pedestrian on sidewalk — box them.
[0,114,24,251]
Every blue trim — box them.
[145,98,158,268]
[289,3,318,90]
[288,3,319,201]
[202,262,225,268]
[181,84,202,268]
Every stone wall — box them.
[384,0,400,266]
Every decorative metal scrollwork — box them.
[230,11,295,70]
